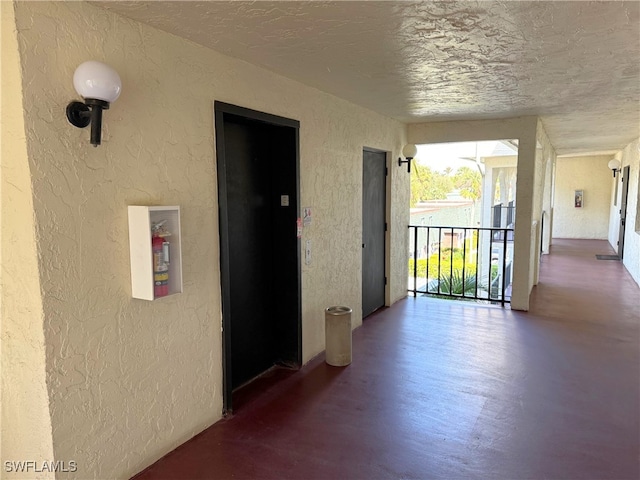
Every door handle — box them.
[362,243,366,248]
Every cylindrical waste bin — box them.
[325,306,352,366]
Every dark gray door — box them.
[215,102,301,412]
[362,149,386,317]
[618,165,630,259]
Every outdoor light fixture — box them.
[398,144,418,173]
[608,159,621,178]
[66,61,122,147]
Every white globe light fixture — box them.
[398,144,418,173]
[607,159,621,178]
[66,61,122,147]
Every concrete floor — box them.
[134,239,640,479]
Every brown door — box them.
[215,102,301,412]
[362,149,387,317]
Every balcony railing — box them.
[493,201,515,228]
[408,225,514,306]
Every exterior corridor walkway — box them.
[134,239,639,480]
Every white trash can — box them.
[325,306,352,366]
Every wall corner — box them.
[1,2,55,476]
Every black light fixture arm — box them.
[608,159,621,178]
[398,156,413,173]
[66,98,110,147]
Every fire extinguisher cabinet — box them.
[128,206,183,300]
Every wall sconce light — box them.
[398,144,418,173]
[66,61,122,147]
[608,159,621,178]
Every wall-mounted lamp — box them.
[608,159,621,178]
[398,144,418,173]
[66,61,121,147]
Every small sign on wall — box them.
[574,190,584,208]
[303,207,312,227]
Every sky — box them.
[415,141,516,173]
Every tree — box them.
[453,166,482,201]
[410,163,452,207]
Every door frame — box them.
[362,147,390,315]
[618,165,631,259]
[214,101,302,413]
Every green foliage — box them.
[453,166,482,201]
[410,163,453,207]
[428,270,480,296]
[491,264,499,281]
[411,164,482,207]
[408,254,477,282]
[409,239,487,299]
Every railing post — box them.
[413,226,418,297]
[501,227,508,306]
[488,229,494,300]
[449,227,454,295]
[425,227,430,294]
[493,204,502,228]
[507,201,515,226]
[437,228,442,295]
[462,228,467,298]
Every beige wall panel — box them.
[1,2,56,479]
[608,139,640,286]
[554,156,613,239]
[10,2,407,478]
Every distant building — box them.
[409,191,479,258]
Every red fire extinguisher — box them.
[152,232,169,297]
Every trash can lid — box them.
[325,306,352,315]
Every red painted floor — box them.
[134,239,639,479]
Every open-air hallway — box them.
[134,238,640,479]
[4,3,639,476]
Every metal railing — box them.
[408,225,514,305]
[493,202,515,228]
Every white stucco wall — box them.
[532,123,555,284]
[541,154,554,254]
[608,139,640,286]
[5,2,408,478]
[609,153,624,248]
[512,122,537,307]
[553,155,613,239]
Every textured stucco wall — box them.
[541,153,555,254]
[8,2,407,478]
[622,140,640,286]
[1,3,55,479]
[608,139,640,286]
[510,120,538,310]
[553,156,613,239]
[609,153,624,248]
[531,121,556,284]
[388,148,411,304]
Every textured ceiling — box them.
[96,1,640,156]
